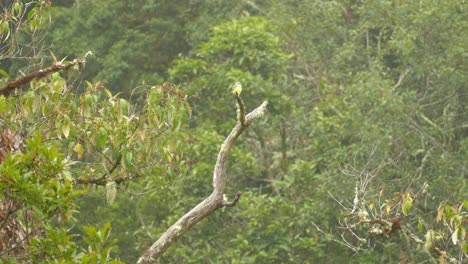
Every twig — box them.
[223,192,242,207]
[393,69,410,90]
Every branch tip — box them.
[236,95,246,125]
[223,192,241,207]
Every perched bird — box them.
[225,82,242,102]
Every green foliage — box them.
[0,60,189,262]
[28,226,79,263]
[81,223,122,264]
[0,0,50,48]
[433,202,468,254]
[163,0,466,262]
[169,16,289,128]
[47,0,192,95]
[269,1,466,262]
[1,0,466,263]
[0,134,75,222]
[197,16,287,79]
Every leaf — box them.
[2,21,9,35]
[451,228,458,245]
[100,222,112,241]
[125,151,133,166]
[103,88,112,99]
[12,2,23,18]
[62,116,70,138]
[0,69,9,78]
[75,143,84,159]
[119,99,128,115]
[445,205,456,221]
[95,127,108,148]
[436,206,445,222]
[417,217,424,232]
[27,8,36,20]
[402,193,413,216]
[49,50,58,63]
[0,96,6,113]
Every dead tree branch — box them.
[137,98,268,264]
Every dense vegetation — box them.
[0,0,466,263]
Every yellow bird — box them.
[225,82,242,101]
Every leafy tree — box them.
[0,63,190,262]
[268,0,467,262]
[1,2,191,262]
[47,0,192,96]
[169,16,291,186]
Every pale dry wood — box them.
[138,98,268,264]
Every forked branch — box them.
[137,97,268,264]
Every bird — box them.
[225,82,242,102]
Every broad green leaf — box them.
[103,88,112,99]
[12,2,23,18]
[95,127,108,148]
[402,193,413,216]
[417,217,424,232]
[125,151,133,166]
[2,21,9,35]
[0,96,6,114]
[0,69,9,78]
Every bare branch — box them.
[392,68,410,90]
[223,192,242,207]
[137,99,268,264]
